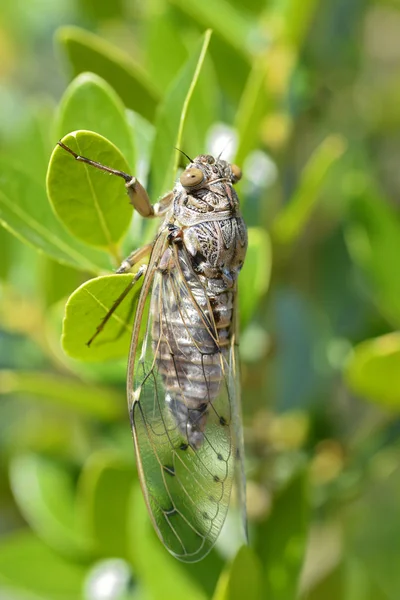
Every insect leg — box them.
[57,141,166,218]
[116,244,153,274]
[87,264,147,347]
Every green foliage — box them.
[239,227,271,329]
[47,131,133,254]
[345,333,400,411]
[0,160,110,273]
[273,135,347,245]
[213,546,262,600]
[149,30,212,198]
[62,274,141,361]
[9,454,91,557]
[256,471,309,599]
[345,181,400,328]
[0,1,400,598]
[0,532,87,600]
[56,26,159,121]
[56,72,135,167]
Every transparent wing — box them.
[127,240,238,562]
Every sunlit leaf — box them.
[47,131,132,255]
[9,455,91,557]
[213,546,263,600]
[345,187,400,327]
[0,160,111,273]
[56,72,135,167]
[62,273,143,362]
[0,531,86,600]
[76,450,135,558]
[239,227,272,329]
[0,370,124,421]
[345,333,400,410]
[56,26,159,121]
[256,471,309,599]
[273,135,347,244]
[149,29,212,199]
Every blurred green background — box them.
[1,0,400,598]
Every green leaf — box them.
[345,187,400,327]
[62,273,143,362]
[344,466,400,599]
[0,531,86,600]
[56,72,135,168]
[9,455,91,558]
[184,54,218,158]
[235,59,268,167]
[213,546,263,600]
[46,131,132,256]
[273,0,320,48]
[0,224,14,280]
[7,99,55,185]
[0,370,124,421]
[39,256,82,307]
[128,485,207,600]
[56,26,159,122]
[256,471,309,600]
[239,227,272,329]
[145,11,188,91]
[169,0,253,59]
[0,159,111,274]
[149,30,212,199]
[273,135,347,244]
[345,333,400,411]
[76,450,135,558]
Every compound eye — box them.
[180,167,204,188]
[231,164,242,183]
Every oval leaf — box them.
[56,72,135,167]
[345,333,400,410]
[56,26,159,121]
[0,159,110,273]
[47,131,133,252]
[62,273,143,362]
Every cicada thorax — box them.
[151,209,247,450]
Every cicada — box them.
[58,142,248,562]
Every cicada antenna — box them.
[174,147,194,163]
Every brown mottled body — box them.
[151,155,247,448]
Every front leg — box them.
[57,142,173,218]
[116,243,153,274]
